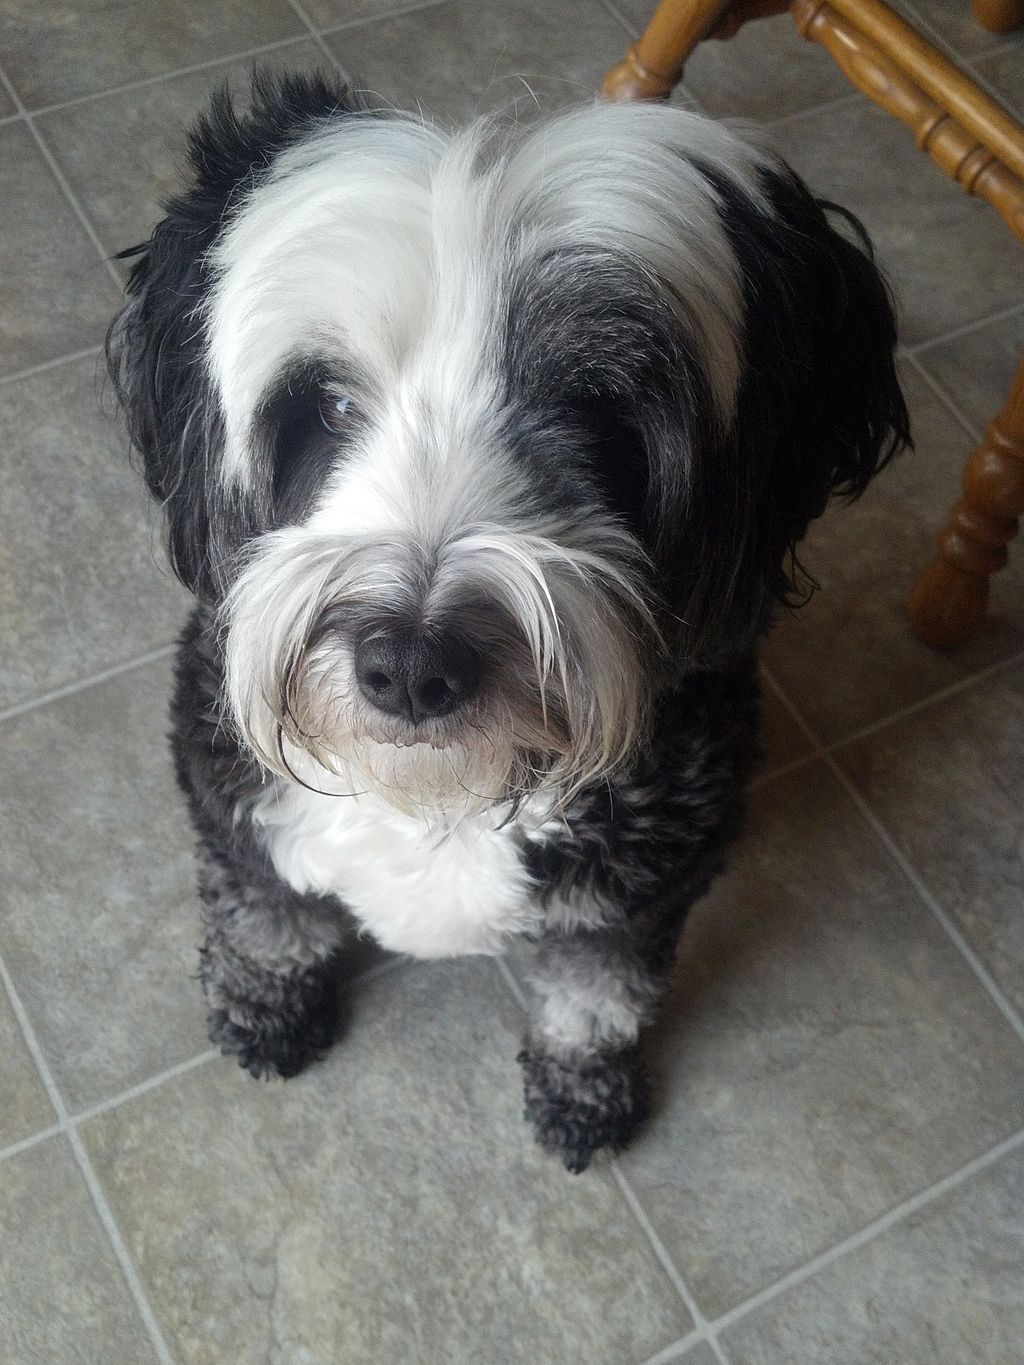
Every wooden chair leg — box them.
[602,0,733,101]
[602,0,790,101]
[909,355,1024,648]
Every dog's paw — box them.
[518,1044,650,1173]
[207,985,339,1080]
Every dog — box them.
[107,71,909,1173]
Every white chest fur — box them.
[251,781,544,958]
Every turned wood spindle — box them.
[601,0,790,102]
[601,0,1024,645]
[791,0,1024,240]
[602,0,731,101]
[909,355,1024,648]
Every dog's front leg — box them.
[519,922,673,1173]
[197,842,346,1080]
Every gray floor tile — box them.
[762,364,1024,745]
[0,659,205,1112]
[722,1145,1024,1365]
[82,958,690,1365]
[678,1346,719,1365]
[757,681,813,777]
[40,41,329,257]
[0,989,54,1150]
[617,762,1024,1317]
[0,356,189,710]
[904,0,1019,58]
[678,12,853,122]
[0,81,14,116]
[327,0,628,122]
[767,97,1024,347]
[0,123,117,377]
[308,0,448,31]
[0,1137,159,1365]
[973,40,1024,119]
[0,0,305,109]
[914,306,1024,436]
[838,661,1024,1018]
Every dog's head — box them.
[109,72,909,813]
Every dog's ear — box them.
[662,160,911,662]
[106,70,357,597]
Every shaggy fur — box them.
[108,71,909,1172]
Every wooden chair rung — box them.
[822,0,1024,182]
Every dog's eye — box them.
[319,392,354,434]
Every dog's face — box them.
[109,74,909,813]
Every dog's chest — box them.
[251,783,543,958]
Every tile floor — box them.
[1,1,1023,1361]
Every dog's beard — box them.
[222,521,659,817]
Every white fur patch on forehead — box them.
[206,101,769,488]
[502,102,768,412]
[207,116,448,484]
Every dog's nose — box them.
[354,630,480,724]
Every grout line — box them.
[599,0,641,40]
[635,1329,703,1365]
[902,351,984,444]
[708,1125,1024,1338]
[611,1164,730,1364]
[826,649,1024,754]
[65,1122,179,1364]
[22,123,125,291]
[310,31,349,80]
[761,668,1024,1046]
[286,0,350,79]
[0,644,177,727]
[764,90,863,132]
[0,1123,63,1165]
[1,953,415,1171]
[24,34,316,121]
[0,61,123,294]
[492,953,728,1360]
[70,1050,219,1128]
[961,50,1024,122]
[0,58,25,110]
[827,750,1024,1045]
[748,751,817,791]
[753,650,1024,793]
[901,0,1016,64]
[0,3,448,132]
[494,955,529,1011]
[908,299,1024,358]
[354,951,413,985]
[494,667,1024,1358]
[0,951,176,1364]
[895,1,967,62]
[0,345,104,388]
[316,0,454,40]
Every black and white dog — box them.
[108,72,909,1172]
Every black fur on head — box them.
[656,161,911,663]
[106,71,369,599]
